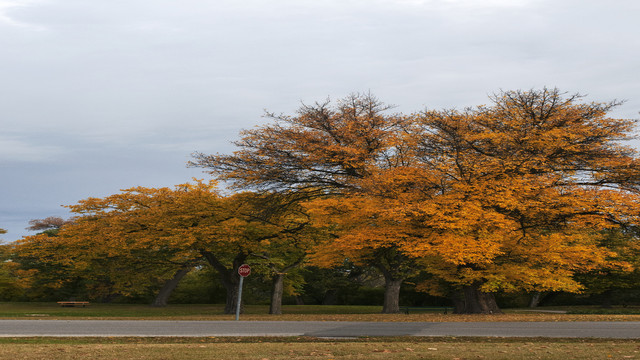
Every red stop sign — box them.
[238,264,251,277]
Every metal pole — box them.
[235,276,244,321]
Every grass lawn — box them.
[0,337,638,359]
[2,302,640,322]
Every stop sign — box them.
[238,264,251,277]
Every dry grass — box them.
[1,337,639,359]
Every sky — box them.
[1,0,639,242]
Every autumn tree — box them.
[9,217,77,299]
[63,181,240,308]
[11,183,222,304]
[158,188,319,314]
[13,223,194,303]
[9,232,93,301]
[573,227,640,307]
[62,200,201,306]
[194,89,640,314]
[401,88,640,313]
[241,192,326,314]
[191,93,418,313]
[31,181,321,313]
[0,242,26,301]
[191,93,404,194]
[193,190,326,314]
[6,218,83,301]
[304,194,425,313]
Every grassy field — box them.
[2,302,640,322]
[2,303,639,359]
[0,337,638,359]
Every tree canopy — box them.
[12,180,324,312]
[191,93,406,195]
[193,89,640,313]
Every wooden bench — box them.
[400,306,449,314]
[57,301,90,307]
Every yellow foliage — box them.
[301,89,640,294]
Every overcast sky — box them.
[1,0,639,242]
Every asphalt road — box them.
[0,320,639,338]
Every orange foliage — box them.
[201,89,640,298]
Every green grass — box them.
[565,306,640,315]
[0,302,223,318]
[3,302,640,322]
[0,303,384,318]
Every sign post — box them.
[235,264,251,321]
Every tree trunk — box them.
[528,292,546,308]
[201,251,247,314]
[259,256,303,315]
[452,292,466,314]
[224,280,241,315]
[269,273,285,315]
[151,266,192,307]
[454,283,502,314]
[381,277,403,314]
[374,262,403,314]
[372,249,408,314]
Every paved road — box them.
[1,320,639,338]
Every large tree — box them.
[11,181,225,304]
[191,93,417,313]
[304,194,425,313]
[191,190,323,314]
[401,88,640,313]
[240,192,326,315]
[66,180,256,311]
[16,181,320,313]
[194,89,640,314]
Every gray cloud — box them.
[1,0,638,241]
